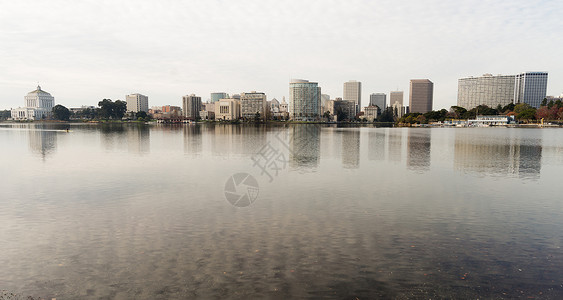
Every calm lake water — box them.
[1,123,563,299]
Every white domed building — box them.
[11,85,55,120]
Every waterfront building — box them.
[11,85,55,120]
[211,92,229,103]
[200,110,215,120]
[343,80,361,114]
[514,72,548,108]
[289,79,321,121]
[457,74,517,109]
[182,94,202,120]
[409,79,433,113]
[468,115,515,126]
[126,93,149,113]
[364,105,379,122]
[215,98,241,120]
[240,91,267,119]
[370,93,386,109]
[390,91,404,105]
[457,72,548,109]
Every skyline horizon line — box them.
[3,71,560,112]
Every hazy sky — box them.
[1,0,562,110]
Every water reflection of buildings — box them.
[368,131,385,161]
[289,125,321,169]
[341,129,360,169]
[407,129,431,171]
[183,125,202,155]
[387,130,403,162]
[454,131,542,179]
[127,126,150,154]
[28,126,57,159]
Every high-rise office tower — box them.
[370,93,386,109]
[182,94,202,120]
[211,92,229,103]
[409,79,433,113]
[457,74,516,109]
[390,91,404,106]
[343,80,361,114]
[126,93,149,113]
[289,79,321,121]
[514,72,548,108]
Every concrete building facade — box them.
[343,80,361,114]
[240,91,267,119]
[126,93,149,113]
[409,79,433,113]
[457,74,517,109]
[215,98,241,120]
[182,94,202,120]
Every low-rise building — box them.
[364,105,379,122]
[215,98,241,121]
[200,110,215,120]
[11,85,55,120]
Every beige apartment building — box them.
[240,91,267,119]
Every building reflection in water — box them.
[28,124,57,160]
[341,129,360,169]
[127,125,150,154]
[211,124,243,156]
[454,130,541,179]
[289,125,321,169]
[387,129,403,162]
[406,129,431,171]
[183,124,202,156]
[368,131,385,161]
[100,123,126,151]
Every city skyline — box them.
[1,1,562,111]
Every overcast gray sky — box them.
[1,0,562,110]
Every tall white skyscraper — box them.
[514,72,548,108]
[126,93,149,113]
[289,79,321,121]
[343,80,361,114]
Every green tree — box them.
[0,110,11,120]
[136,111,148,119]
[52,104,70,121]
[378,107,395,122]
[98,99,127,120]
[517,108,537,122]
